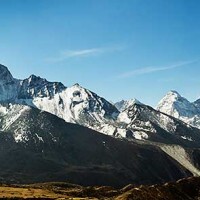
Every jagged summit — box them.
[27,74,64,84]
[25,74,65,88]
[0,65,66,100]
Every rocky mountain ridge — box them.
[1,64,200,146]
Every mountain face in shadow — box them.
[0,103,192,187]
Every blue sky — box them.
[0,0,200,106]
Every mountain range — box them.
[0,64,200,187]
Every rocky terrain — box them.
[0,177,199,200]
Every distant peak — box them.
[157,90,192,112]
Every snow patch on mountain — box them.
[181,136,193,141]
[14,129,30,143]
[0,104,31,131]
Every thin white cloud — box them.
[117,60,198,79]
[46,48,101,62]
[46,45,124,62]
[62,48,102,58]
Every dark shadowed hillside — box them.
[0,103,192,187]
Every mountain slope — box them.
[0,103,193,187]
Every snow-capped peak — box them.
[157,90,200,129]
[157,91,198,118]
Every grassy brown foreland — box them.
[0,177,199,200]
